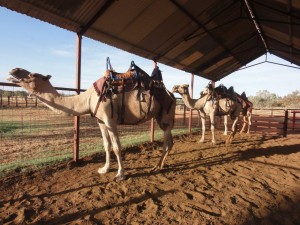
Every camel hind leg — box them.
[152,126,174,171]
[223,115,228,135]
[152,104,175,171]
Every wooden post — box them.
[73,34,82,162]
[188,74,194,134]
[150,118,155,143]
[283,110,288,137]
[183,104,186,126]
[292,111,296,130]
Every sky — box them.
[0,7,299,98]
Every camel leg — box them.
[226,116,238,145]
[199,111,206,143]
[97,121,111,174]
[240,116,247,133]
[106,124,125,182]
[247,113,252,134]
[223,115,228,135]
[152,127,173,171]
[209,113,216,145]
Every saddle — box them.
[214,84,237,101]
[91,57,174,123]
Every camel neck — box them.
[181,92,207,110]
[35,87,93,116]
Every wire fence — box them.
[1,84,299,177]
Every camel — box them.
[172,84,242,144]
[7,67,176,181]
[218,89,253,135]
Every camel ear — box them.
[44,75,52,80]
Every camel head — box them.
[172,84,189,95]
[7,68,53,94]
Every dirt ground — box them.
[1,131,300,225]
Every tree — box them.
[282,90,300,108]
[249,90,282,108]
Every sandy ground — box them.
[1,131,300,225]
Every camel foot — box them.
[98,167,109,174]
[225,136,233,145]
[198,139,204,143]
[114,175,126,182]
[151,165,161,173]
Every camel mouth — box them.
[7,68,31,83]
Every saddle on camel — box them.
[214,84,252,116]
[92,57,174,124]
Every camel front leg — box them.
[239,116,247,133]
[226,116,238,145]
[152,127,173,171]
[97,121,111,174]
[107,125,125,182]
[209,113,216,145]
[199,111,206,143]
[223,115,228,135]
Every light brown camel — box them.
[172,84,242,144]
[7,68,176,181]
[173,84,217,144]
[223,92,253,135]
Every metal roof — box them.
[1,0,299,81]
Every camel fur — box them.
[7,68,176,181]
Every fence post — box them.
[150,118,154,143]
[292,111,296,130]
[283,109,288,137]
[188,74,194,134]
[0,95,2,106]
[73,33,82,162]
[183,104,186,126]
[8,96,10,106]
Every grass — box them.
[0,127,200,178]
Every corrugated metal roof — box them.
[0,0,299,81]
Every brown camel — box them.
[172,84,242,144]
[7,68,176,181]
[223,93,253,135]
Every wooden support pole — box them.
[188,74,194,134]
[150,118,155,143]
[73,34,82,162]
[283,110,288,137]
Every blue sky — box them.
[0,6,299,97]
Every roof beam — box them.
[243,0,269,52]
[287,0,294,63]
[251,0,300,20]
[169,0,244,66]
[77,0,116,36]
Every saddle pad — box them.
[93,77,107,96]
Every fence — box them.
[1,83,299,177]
